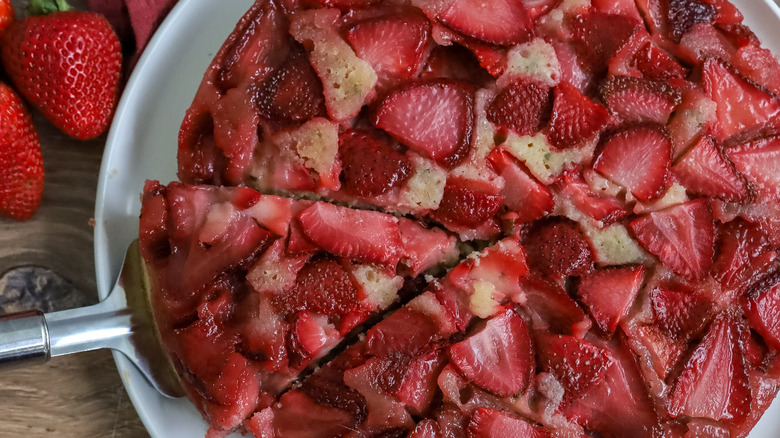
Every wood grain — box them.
[0,1,150,436]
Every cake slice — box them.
[254,236,663,438]
[138,181,457,436]
[254,236,532,436]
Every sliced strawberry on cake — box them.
[667,311,753,425]
[703,57,780,140]
[373,79,475,167]
[600,75,681,124]
[138,181,456,435]
[593,124,672,202]
[629,199,715,280]
[672,135,751,202]
[727,134,780,202]
[345,10,432,93]
[487,78,553,136]
[420,0,534,46]
[576,266,646,336]
[467,408,548,438]
[743,270,780,351]
[713,219,778,295]
[546,81,609,150]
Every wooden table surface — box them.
[0,1,150,437]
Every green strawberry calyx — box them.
[29,0,72,15]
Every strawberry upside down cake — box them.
[139,0,780,436]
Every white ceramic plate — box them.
[94,0,780,436]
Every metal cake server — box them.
[0,240,183,398]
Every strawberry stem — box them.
[28,0,71,15]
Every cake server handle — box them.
[0,291,131,369]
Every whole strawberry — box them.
[0,82,44,220]
[0,0,13,34]
[0,0,121,140]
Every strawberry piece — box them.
[627,323,688,380]
[523,277,592,337]
[651,286,712,339]
[468,408,546,438]
[607,27,650,77]
[524,0,561,20]
[536,334,614,402]
[732,44,780,96]
[717,22,758,48]
[727,135,780,202]
[458,38,508,78]
[346,12,431,90]
[373,79,474,167]
[665,0,717,42]
[408,419,442,438]
[448,309,534,397]
[707,0,743,24]
[672,135,751,202]
[275,259,358,316]
[546,82,609,150]
[398,218,456,276]
[555,169,628,225]
[256,44,326,125]
[632,42,688,81]
[273,391,360,437]
[0,82,44,221]
[668,312,752,423]
[577,266,645,336]
[569,12,642,75]
[522,218,594,278]
[293,312,330,357]
[630,199,715,280]
[600,76,681,124]
[437,404,470,436]
[1,10,121,139]
[487,79,552,135]
[437,0,532,45]
[286,203,320,255]
[301,0,376,8]
[432,180,503,228]
[205,352,260,432]
[703,58,780,140]
[743,270,780,351]
[297,202,403,265]
[593,0,643,22]
[594,124,671,202]
[338,129,412,198]
[713,219,777,293]
[341,356,415,428]
[562,336,661,436]
[366,304,448,359]
[552,40,591,92]
[395,348,448,414]
[437,363,507,414]
[488,148,554,223]
[677,23,736,65]
[0,0,13,34]
[421,45,493,85]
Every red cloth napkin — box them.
[88,0,178,61]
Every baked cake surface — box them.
[139,0,780,436]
